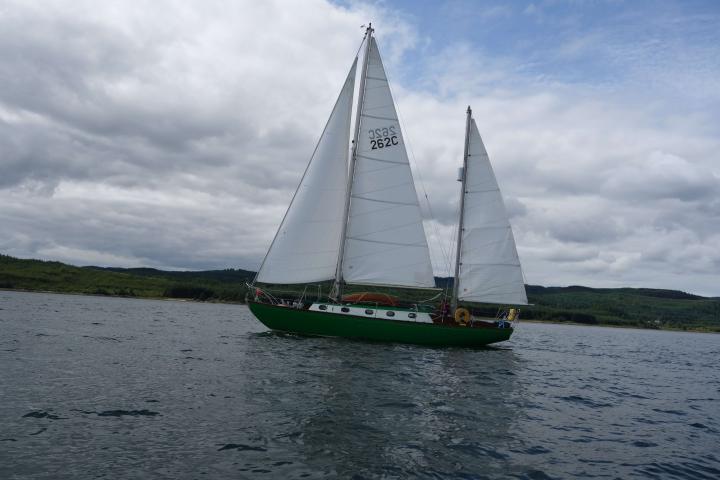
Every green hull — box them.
[248,302,513,347]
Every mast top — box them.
[467,105,472,115]
[363,23,374,37]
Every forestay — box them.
[255,59,358,284]
[342,38,435,288]
[457,120,527,304]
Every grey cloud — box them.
[0,192,268,270]
[546,216,626,244]
[0,1,336,195]
[543,246,599,263]
[601,152,720,203]
[503,196,528,219]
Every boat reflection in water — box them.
[240,330,521,477]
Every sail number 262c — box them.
[368,126,399,150]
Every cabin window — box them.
[365,309,374,315]
[386,311,395,317]
[341,307,350,313]
[408,313,417,319]
[319,305,327,311]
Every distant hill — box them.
[87,266,255,283]
[437,277,703,301]
[525,284,703,300]
[0,254,253,302]
[2,254,718,332]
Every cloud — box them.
[0,0,719,296]
[390,29,720,294]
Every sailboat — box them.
[248,25,527,346]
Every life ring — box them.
[454,308,471,325]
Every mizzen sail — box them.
[457,119,527,304]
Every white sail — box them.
[341,38,435,288]
[256,59,358,284]
[457,120,528,304]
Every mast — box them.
[333,23,374,299]
[451,106,472,311]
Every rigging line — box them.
[417,291,444,303]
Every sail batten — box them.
[457,119,528,305]
[255,59,358,284]
[341,37,435,289]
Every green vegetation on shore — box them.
[1,254,718,332]
[0,254,253,302]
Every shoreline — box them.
[0,287,245,305]
[2,287,717,334]
[517,318,718,334]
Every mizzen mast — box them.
[451,106,472,311]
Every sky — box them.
[1,0,719,295]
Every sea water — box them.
[1,290,718,479]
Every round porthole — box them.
[341,307,350,313]
[319,305,327,311]
[365,309,374,315]
[386,311,395,317]
[408,313,417,319]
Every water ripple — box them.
[1,291,719,479]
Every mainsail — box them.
[341,38,435,288]
[255,59,358,284]
[456,118,528,304]
[258,32,435,290]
